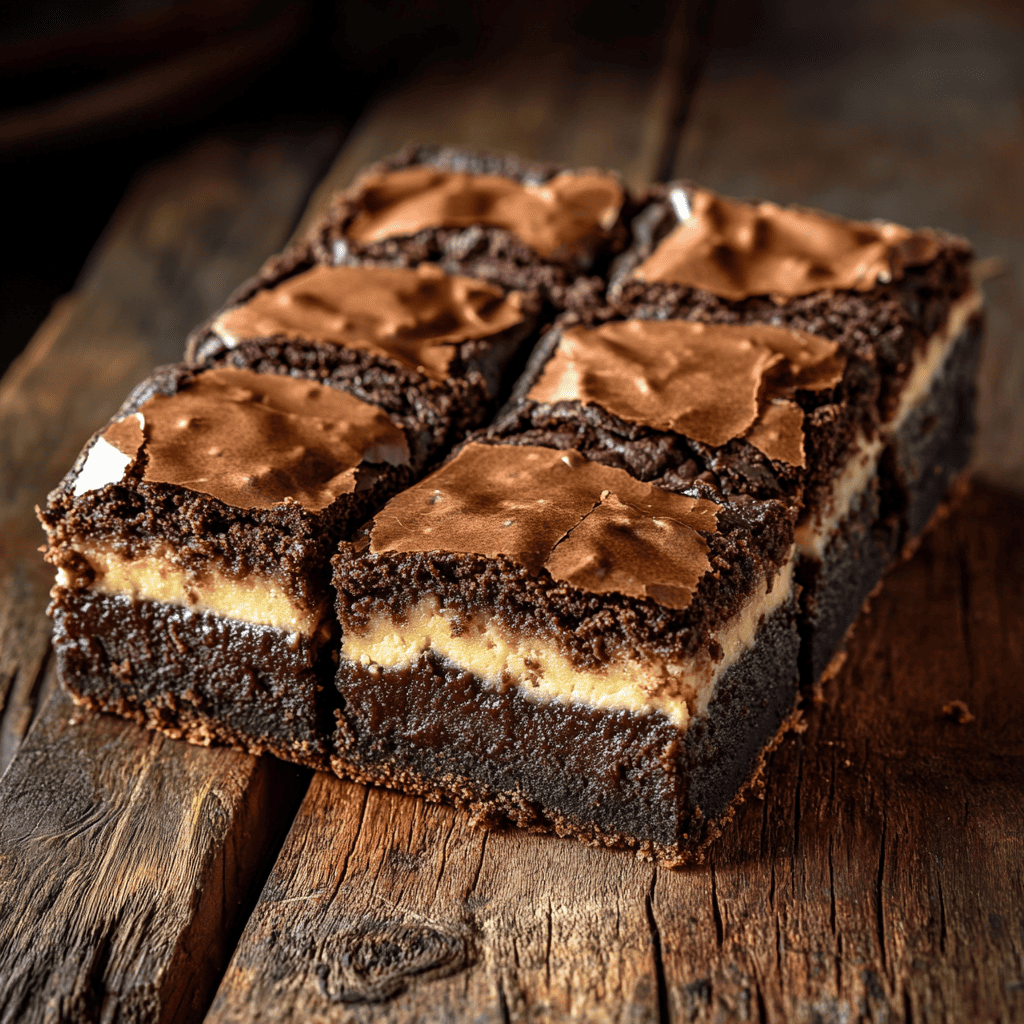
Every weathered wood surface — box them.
[0,680,307,1024]
[2,0,1022,1019]
[0,134,336,1022]
[673,0,1024,492]
[293,0,708,235]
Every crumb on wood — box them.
[942,699,975,724]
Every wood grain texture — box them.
[0,681,307,1024]
[672,0,1024,491]
[0,134,337,1022]
[206,776,663,1023]
[652,482,1024,1024]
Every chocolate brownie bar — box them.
[608,183,981,682]
[187,260,540,437]
[331,437,801,862]
[40,364,414,763]
[302,144,632,306]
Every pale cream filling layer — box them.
[341,557,795,729]
[796,286,982,558]
[60,543,323,638]
[795,435,883,559]
[888,286,982,432]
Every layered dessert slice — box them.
[608,184,981,682]
[332,437,800,862]
[303,144,632,306]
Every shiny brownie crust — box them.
[489,328,845,509]
[39,364,411,606]
[53,590,334,765]
[607,184,974,423]
[303,145,635,304]
[331,597,801,858]
[185,242,542,403]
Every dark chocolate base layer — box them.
[798,312,982,685]
[889,312,982,542]
[797,483,899,686]
[331,597,801,860]
[52,589,335,765]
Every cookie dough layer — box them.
[65,542,326,637]
[341,558,795,729]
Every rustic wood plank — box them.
[0,679,308,1024]
[0,132,338,1022]
[206,777,661,1023]
[671,0,1024,491]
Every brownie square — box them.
[39,363,425,764]
[302,144,634,306]
[331,440,801,862]
[187,256,542,451]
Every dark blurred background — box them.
[0,0,688,377]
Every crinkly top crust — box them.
[368,442,720,610]
[527,319,845,468]
[90,368,409,512]
[634,186,943,300]
[212,263,525,381]
[342,165,625,258]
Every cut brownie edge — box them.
[330,595,801,863]
[795,303,982,685]
[53,590,337,766]
[888,309,983,541]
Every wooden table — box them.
[1,1,1022,1020]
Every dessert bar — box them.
[187,261,540,434]
[41,364,413,762]
[302,144,632,306]
[609,184,980,681]
[332,441,800,860]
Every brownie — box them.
[301,144,634,308]
[39,150,984,864]
[606,182,981,682]
[41,353,467,760]
[186,260,542,443]
[331,440,801,862]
